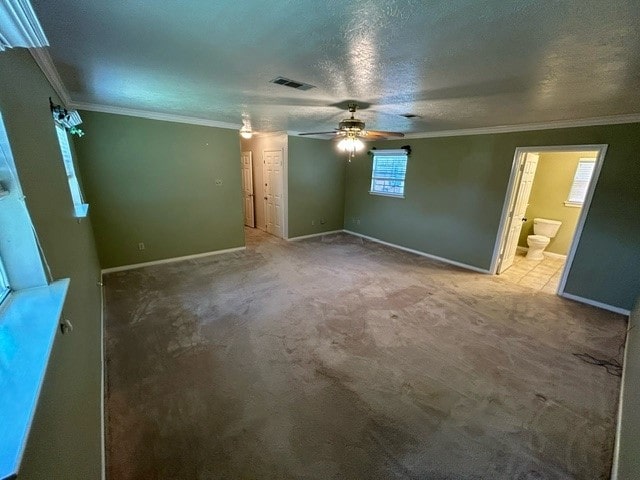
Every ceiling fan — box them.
[299,103,404,159]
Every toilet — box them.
[526,218,562,260]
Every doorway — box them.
[240,151,255,228]
[492,145,607,294]
[263,149,284,238]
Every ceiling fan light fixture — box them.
[337,136,364,153]
[239,126,253,139]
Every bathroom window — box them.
[370,150,408,198]
[54,124,89,217]
[565,158,596,207]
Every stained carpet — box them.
[104,229,626,479]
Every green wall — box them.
[344,123,640,310]
[288,136,346,238]
[613,296,640,478]
[518,151,595,255]
[0,50,103,478]
[74,112,245,268]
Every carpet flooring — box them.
[104,229,627,479]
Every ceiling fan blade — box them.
[298,131,339,136]
[363,130,405,138]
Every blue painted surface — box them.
[0,279,69,480]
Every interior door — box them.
[263,149,283,238]
[497,152,539,273]
[240,151,255,227]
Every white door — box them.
[263,150,284,238]
[497,152,539,273]
[240,151,255,227]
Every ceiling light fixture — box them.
[239,126,253,139]
[337,133,365,161]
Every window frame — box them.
[369,149,409,199]
[54,123,89,217]
[565,157,596,207]
[0,254,9,304]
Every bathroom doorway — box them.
[491,145,607,294]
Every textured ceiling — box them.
[31,0,640,135]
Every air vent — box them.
[270,76,315,91]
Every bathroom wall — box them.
[518,151,597,255]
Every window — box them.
[54,124,89,217]
[0,110,70,480]
[369,150,408,198]
[0,254,9,304]
[565,158,596,206]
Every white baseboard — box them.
[343,230,491,274]
[287,230,343,241]
[101,246,246,274]
[544,251,567,260]
[610,321,633,480]
[560,292,630,316]
[516,245,567,260]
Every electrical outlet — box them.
[215,178,223,186]
[320,218,326,225]
[357,219,361,225]
[138,242,145,250]
[311,220,315,226]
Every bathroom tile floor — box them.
[498,249,566,293]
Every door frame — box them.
[495,152,539,274]
[490,144,608,294]
[262,147,288,239]
[240,151,255,228]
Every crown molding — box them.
[29,47,71,106]
[402,113,640,139]
[0,0,49,51]
[24,47,640,136]
[68,101,241,130]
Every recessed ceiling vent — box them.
[270,76,315,91]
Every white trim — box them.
[368,191,405,199]
[517,246,568,261]
[28,48,71,106]
[0,1,48,51]
[368,149,410,156]
[343,230,491,274]
[262,148,287,239]
[68,102,241,130]
[610,321,632,480]
[287,230,343,241]
[101,246,246,274]
[560,292,630,316]
[282,144,289,240]
[491,144,607,293]
[543,251,567,260]
[99,281,105,480]
[556,145,607,293]
[491,148,524,274]
[402,114,640,139]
